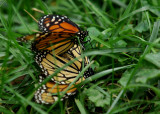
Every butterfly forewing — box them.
[38,15,88,44]
[31,32,76,54]
[38,15,80,33]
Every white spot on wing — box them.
[61,81,65,84]
[46,23,50,27]
[54,21,59,24]
[51,18,55,22]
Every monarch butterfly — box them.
[18,15,88,54]
[35,73,78,104]
[35,44,93,84]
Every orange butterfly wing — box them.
[31,32,76,54]
[38,15,80,33]
[38,15,89,45]
[17,32,76,55]
[35,44,90,84]
[34,74,77,104]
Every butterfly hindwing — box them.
[35,44,92,84]
[34,74,77,104]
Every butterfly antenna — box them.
[24,9,38,23]
[32,8,44,14]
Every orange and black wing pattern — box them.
[38,15,88,42]
[38,15,80,33]
[17,15,93,104]
[35,44,93,84]
[17,15,88,54]
[34,74,77,104]
[31,32,76,54]
[17,32,76,55]
[17,34,35,42]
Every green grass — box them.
[1,0,160,113]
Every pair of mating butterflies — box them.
[18,15,93,104]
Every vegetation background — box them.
[0,0,160,113]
